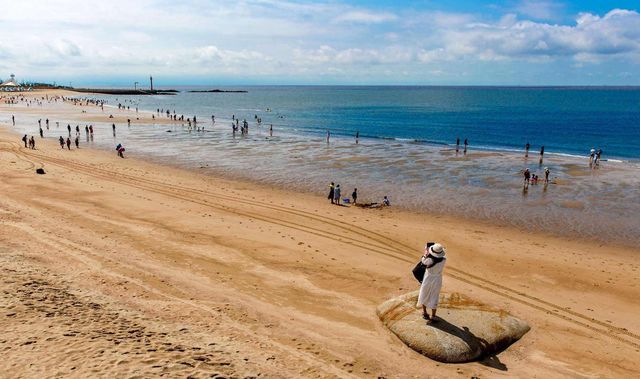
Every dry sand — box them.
[0,90,639,378]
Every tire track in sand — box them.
[7,143,640,350]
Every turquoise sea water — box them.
[2,86,639,245]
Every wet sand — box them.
[5,90,639,246]
[1,90,639,377]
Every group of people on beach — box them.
[455,137,469,154]
[327,182,389,208]
[21,134,35,149]
[523,167,550,190]
[524,142,546,164]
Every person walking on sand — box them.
[523,168,531,188]
[29,136,35,150]
[352,188,358,205]
[116,144,125,158]
[22,134,27,148]
[39,126,43,138]
[328,182,335,204]
[67,124,71,136]
[525,142,530,158]
[75,136,79,149]
[12,115,15,126]
[333,184,341,205]
[66,137,71,150]
[59,136,65,149]
[417,243,447,324]
[112,123,116,136]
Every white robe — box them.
[417,255,446,309]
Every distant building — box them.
[1,74,17,86]
[1,74,23,91]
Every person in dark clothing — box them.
[352,188,358,205]
[525,142,530,157]
[22,134,27,147]
[66,137,71,150]
[59,136,65,149]
[544,167,550,183]
[39,127,43,138]
[328,182,335,204]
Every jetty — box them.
[72,88,179,95]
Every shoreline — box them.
[1,89,639,377]
[6,93,640,247]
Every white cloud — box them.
[334,10,397,24]
[430,9,640,62]
[47,39,82,57]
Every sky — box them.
[0,0,639,86]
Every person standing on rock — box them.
[417,243,447,324]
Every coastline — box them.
[5,89,640,247]
[1,90,639,377]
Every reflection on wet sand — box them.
[3,99,639,246]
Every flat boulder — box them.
[377,291,530,363]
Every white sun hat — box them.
[429,243,446,258]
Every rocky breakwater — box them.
[377,291,530,363]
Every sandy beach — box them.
[1,90,639,378]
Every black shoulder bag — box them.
[412,254,444,283]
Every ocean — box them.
[3,86,640,245]
[132,86,640,159]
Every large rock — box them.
[377,291,530,363]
